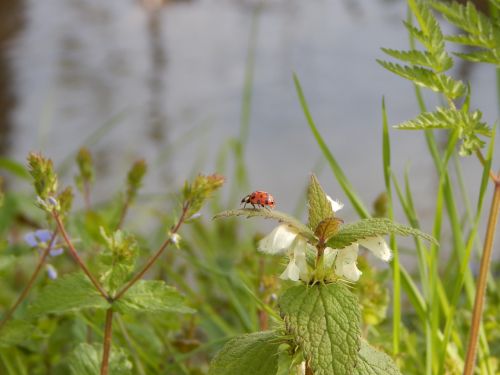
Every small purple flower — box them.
[46,264,58,280]
[24,229,63,257]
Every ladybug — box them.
[241,191,276,209]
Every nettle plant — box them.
[0,152,224,374]
[212,175,436,375]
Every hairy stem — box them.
[0,230,58,331]
[463,178,500,375]
[52,211,110,301]
[100,308,114,375]
[114,203,190,300]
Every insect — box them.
[241,191,276,209]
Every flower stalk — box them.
[0,230,58,332]
[463,176,500,375]
[100,308,115,375]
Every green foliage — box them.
[27,152,58,200]
[326,218,437,249]
[395,107,491,156]
[99,228,139,293]
[75,147,95,192]
[68,343,132,375]
[208,331,283,375]
[213,208,316,241]
[314,217,344,243]
[376,62,465,98]
[431,0,500,65]
[28,273,109,316]
[125,159,147,203]
[279,283,360,375]
[114,280,194,315]
[183,173,225,218]
[0,320,35,347]
[57,186,74,219]
[355,341,402,375]
[307,174,334,230]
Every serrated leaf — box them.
[29,273,109,316]
[279,283,360,375]
[315,218,343,242]
[208,331,283,375]
[377,61,466,98]
[307,174,334,231]
[214,209,316,241]
[354,341,402,375]
[380,48,442,69]
[0,320,35,347]
[327,218,437,249]
[453,50,499,65]
[68,343,132,375]
[431,1,498,50]
[395,107,491,155]
[114,280,194,315]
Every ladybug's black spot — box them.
[257,200,261,204]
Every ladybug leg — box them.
[251,203,257,209]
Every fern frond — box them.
[453,50,499,65]
[376,61,465,98]
[381,48,452,71]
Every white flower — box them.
[279,237,309,281]
[358,235,392,262]
[258,225,310,281]
[258,225,298,255]
[327,195,344,212]
[333,244,362,281]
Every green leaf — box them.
[307,174,334,231]
[380,48,441,69]
[0,157,31,180]
[208,331,283,375]
[279,283,360,375]
[453,50,499,65]
[431,1,498,50]
[68,343,132,375]
[0,320,35,347]
[114,280,194,315]
[395,107,491,156]
[214,209,316,241]
[376,61,466,98]
[354,341,402,375]
[29,273,109,316]
[327,218,437,249]
[315,218,343,242]
[99,229,139,293]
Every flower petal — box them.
[49,248,64,257]
[358,236,392,262]
[46,264,58,280]
[334,244,362,281]
[324,247,338,268]
[279,260,300,281]
[326,195,344,213]
[258,225,298,255]
[35,229,52,243]
[24,232,38,247]
[291,239,309,278]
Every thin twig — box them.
[114,203,190,300]
[475,149,498,183]
[100,308,114,375]
[0,230,58,331]
[116,200,130,230]
[52,211,110,301]
[463,178,500,375]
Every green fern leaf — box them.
[377,61,465,98]
[453,50,500,65]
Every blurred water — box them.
[3,0,499,256]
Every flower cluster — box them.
[258,197,392,282]
[24,229,63,279]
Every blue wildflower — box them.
[46,264,58,280]
[24,229,64,257]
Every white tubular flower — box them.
[326,195,344,213]
[258,225,298,255]
[334,244,362,282]
[358,236,392,261]
[279,237,309,281]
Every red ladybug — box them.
[241,191,276,209]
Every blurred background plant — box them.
[0,0,499,374]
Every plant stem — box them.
[463,177,500,375]
[0,230,58,332]
[114,203,190,300]
[305,362,314,375]
[100,308,114,375]
[52,211,110,301]
[116,200,130,230]
[83,182,91,211]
